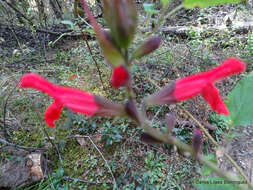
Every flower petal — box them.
[44,100,63,127]
[20,73,55,96]
[205,58,245,82]
[52,86,98,115]
[174,77,207,101]
[201,83,229,115]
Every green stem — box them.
[179,105,219,146]
[180,105,253,190]
[149,4,183,36]
[224,153,253,189]
[139,119,247,190]
[144,77,252,189]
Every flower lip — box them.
[204,58,245,82]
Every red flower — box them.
[20,73,124,127]
[111,65,130,88]
[146,58,245,115]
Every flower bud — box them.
[140,132,163,144]
[145,82,177,106]
[111,65,130,88]
[131,36,162,59]
[165,113,176,134]
[80,0,125,67]
[192,127,203,156]
[125,101,140,124]
[94,95,125,116]
[103,0,137,48]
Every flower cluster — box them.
[19,1,245,135]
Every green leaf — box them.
[85,29,95,35]
[224,132,244,140]
[61,20,75,29]
[195,177,239,190]
[61,20,74,26]
[221,72,253,126]
[161,0,170,7]
[55,168,64,178]
[143,3,159,14]
[201,153,217,176]
[183,0,244,8]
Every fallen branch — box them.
[144,22,253,36]
[2,0,33,24]
[63,176,111,185]
[0,138,46,151]
[73,135,118,189]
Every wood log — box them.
[0,146,47,189]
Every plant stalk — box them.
[149,4,183,35]
[145,77,253,189]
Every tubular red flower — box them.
[20,73,98,127]
[173,58,245,101]
[146,58,245,115]
[111,65,130,88]
[20,73,125,127]
[173,58,245,115]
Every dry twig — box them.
[73,135,118,189]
